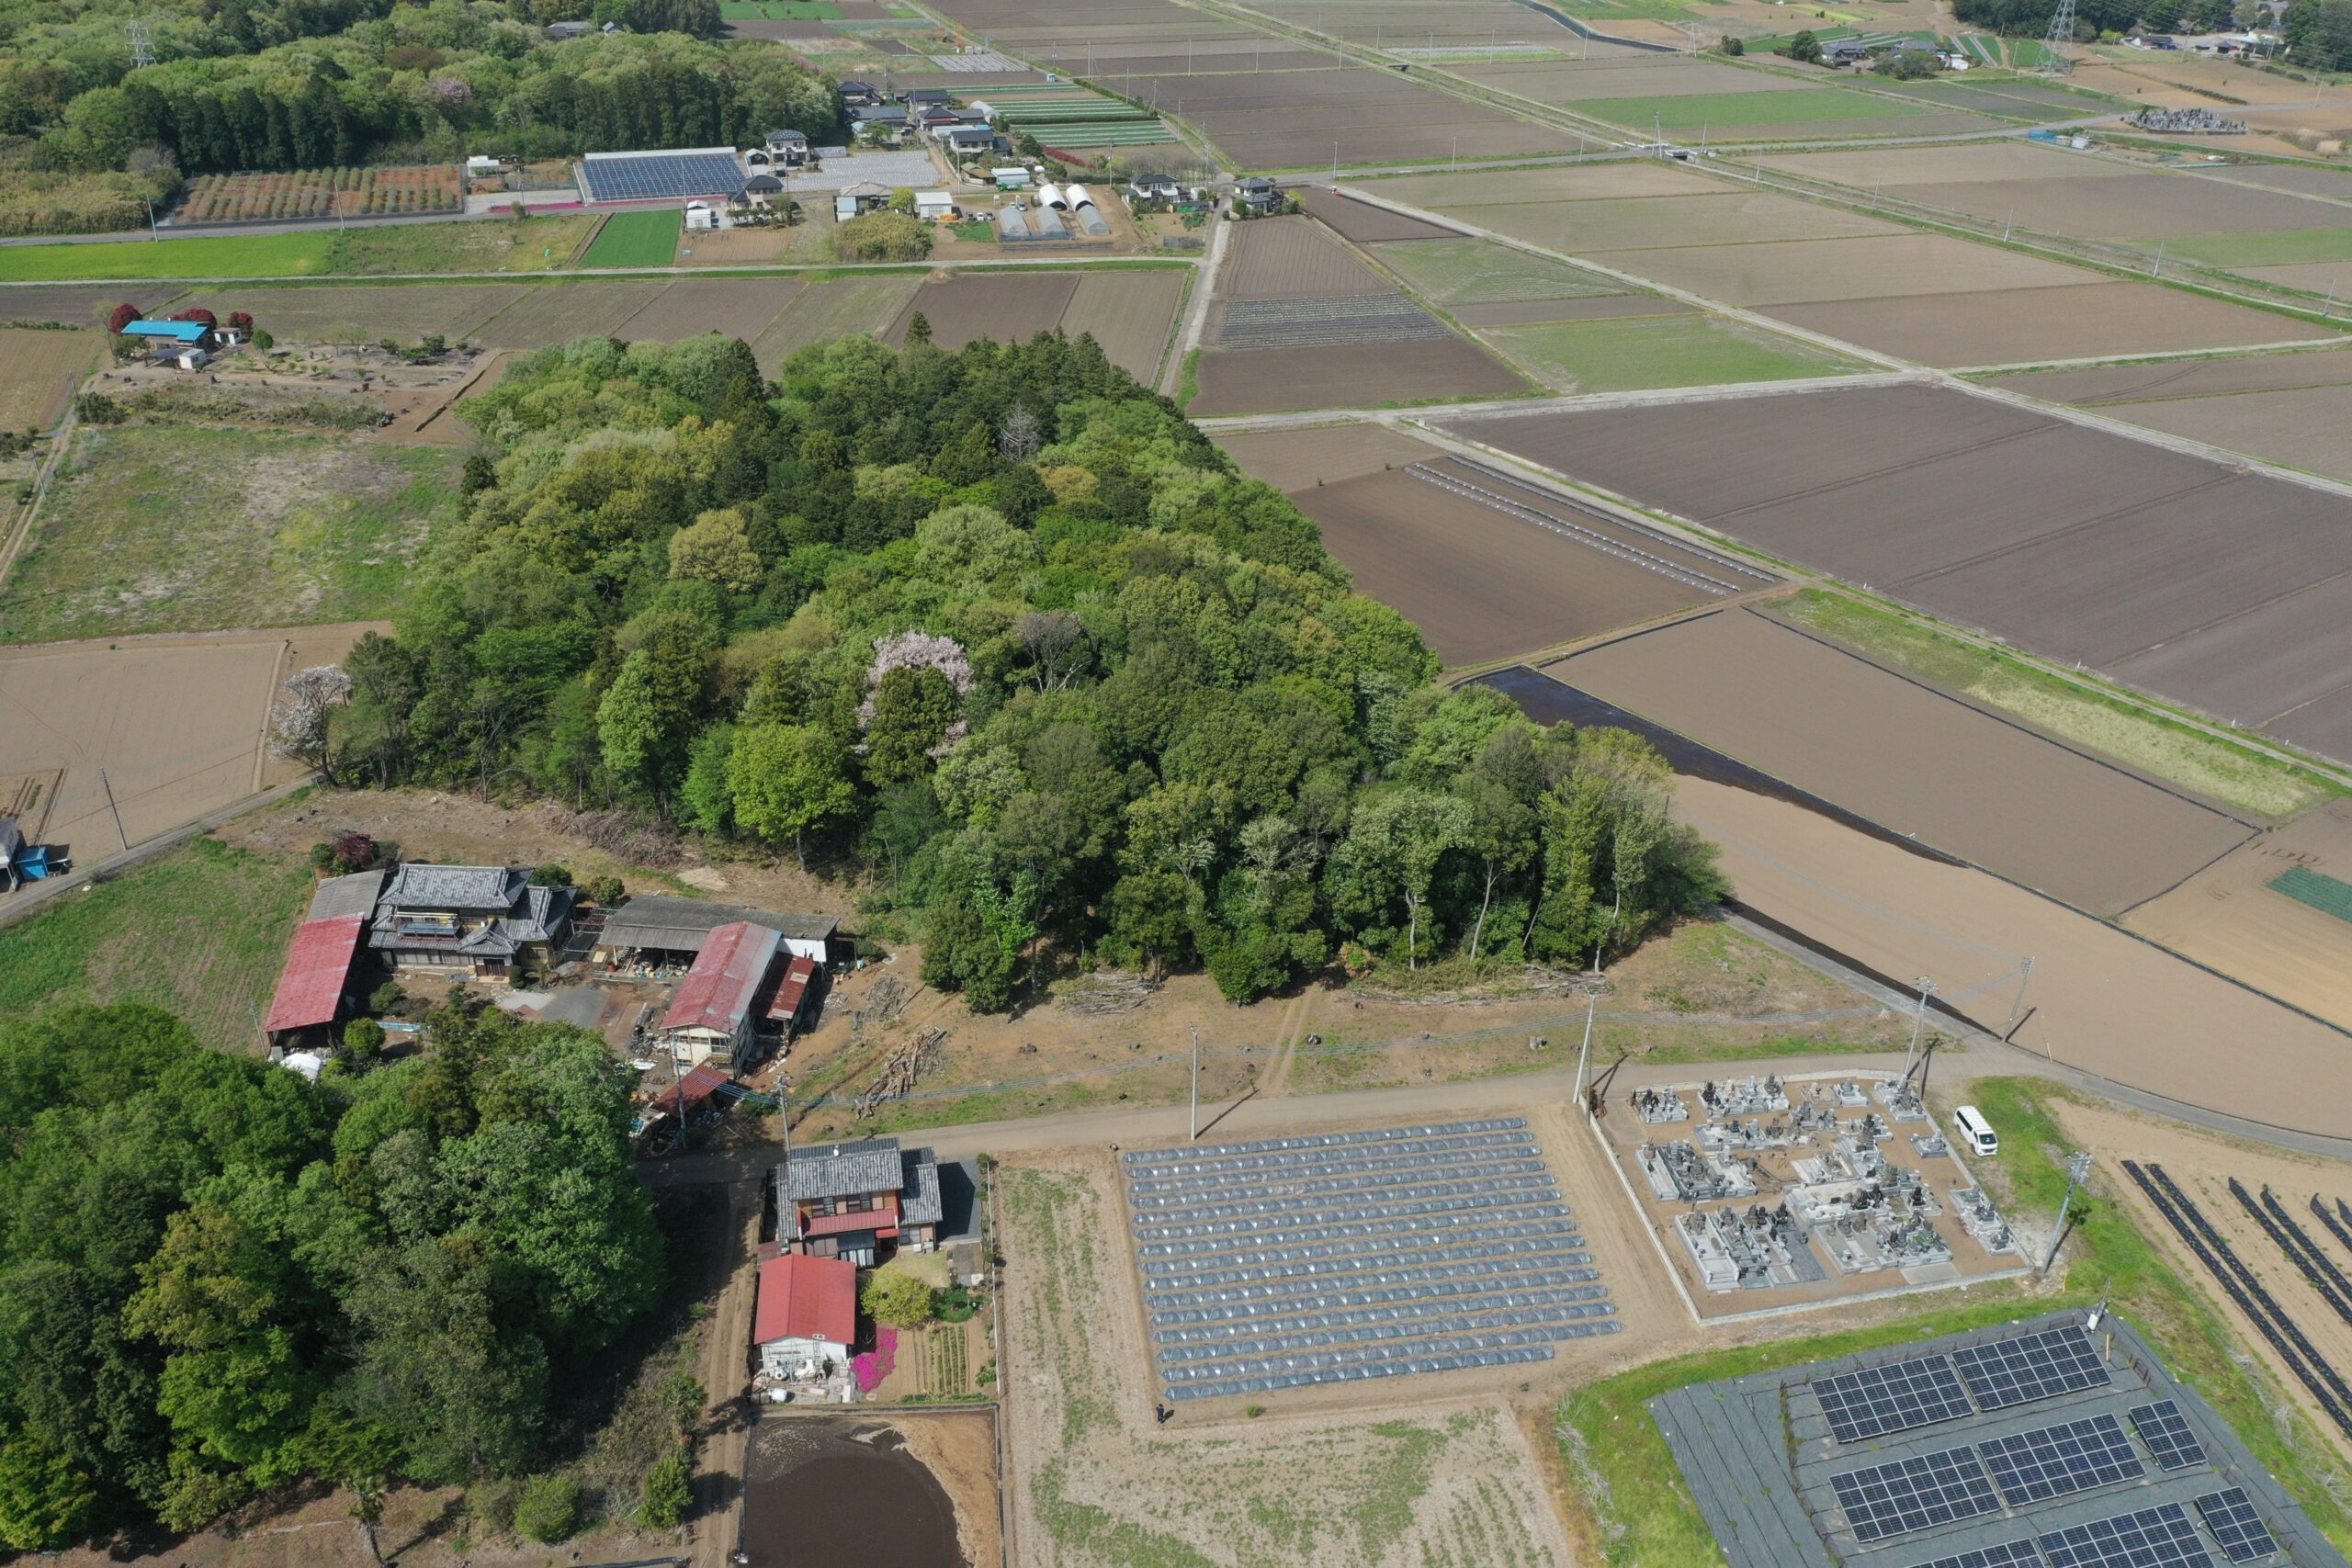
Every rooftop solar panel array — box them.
[1815,1355,1975,1443]
[2039,1502,2213,1568]
[1906,1539,2046,1568]
[1953,1326,2112,1411]
[1831,1447,2003,1543]
[1979,1414,2145,1506]
[578,150,747,203]
[2195,1488,2279,1564]
[2130,1401,2210,1472]
[1122,1119,1615,1401]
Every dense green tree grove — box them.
[331,329,1724,1009]
[0,998,660,1550]
[1950,0,2239,36]
[6,0,827,176]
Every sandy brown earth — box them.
[1217,214,1394,299]
[1295,184,1461,241]
[2054,1096,2352,1470]
[616,276,807,343]
[1980,345,2352,403]
[1766,280,2318,368]
[1217,420,1445,490]
[1060,268,1189,384]
[1589,232,2102,306]
[1189,337,1525,414]
[891,1410,1005,1568]
[2125,795,2352,1032]
[1756,141,2143,186]
[888,271,1080,350]
[1544,607,2256,915]
[1672,773,2352,1139]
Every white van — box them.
[1952,1104,1998,1157]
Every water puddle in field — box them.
[739,1417,965,1568]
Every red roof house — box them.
[264,913,368,1042]
[659,919,782,1068]
[754,1253,858,1380]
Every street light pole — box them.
[1189,1023,1201,1140]
[2043,1151,2095,1275]
[1571,990,1598,1111]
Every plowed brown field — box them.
[1190,336,1523,413]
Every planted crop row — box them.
[175,165,464,223]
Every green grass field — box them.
[1577,87,1934,129]
[719,0,842,16]
[0,835,312,1054]
[0,214,597,281]
[1480,312,1859,392]
[1369,236,1622,305]
[2156,226,2352,267]
[0,423,463,643]
[579,209,683,270]
[1775,587,2339,818]
[1557,1076,2352,1568]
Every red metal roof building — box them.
[765,953,820,1031]
[754,1253,857,1381]
[659,919,782,1068]
[263,913,368,1043]
[671,1061,730,1117]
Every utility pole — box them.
[2043,1151,2095,1275]
[2002,956,2038,1039]
[1188,1024,1203,1139]
[1906,975,1937,1076]
[1571,990,1599,1111]
[97,767,128,850]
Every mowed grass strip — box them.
[1480,312,1859,393]
[0,214,596,282]
[580,209,683,270]
[1774,587,2340,818]
[1369,235,1623,305]
[1558,1076,2352,1568]
[0,835,312,1054]
[2158,225,2352,267]
[1578,87,1932,129]
[0,423,462,643]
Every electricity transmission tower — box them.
[127,17,154,68]
[2039,0,2076,73]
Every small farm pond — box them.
[740,1416,966,1568]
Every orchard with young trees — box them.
[325,328,1724,1010]
[0,997,661,1551]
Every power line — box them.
[127,17,154,70]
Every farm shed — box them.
[777,1136,944,1265]
[755,1251,857,1381]
[594,895,837,966]
[915,190,958,220]
[767,953,820,1035]
[658,919,784,1070]
[263,913,368,1047]
[119,319,209,345]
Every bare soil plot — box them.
[1219,216,1391,298]
[2126,796,2352,1031]
[0,283,181,326]
[1189,336,1524,414]
[2211,163,2352,200]
[171,283,527,343]
[1216,118,1565,170]
[1979,344,2352,402]
[1756,141,2139,186]
[1216,420,1446,490]
[1372,161,1724,209]
[1661,773,2352,1138]
[885,270,1079,347]
[2065,380,2352,485]
[0,622,374,853]
[1454,192,1899,255]
[1594,232,2097,305]
[1765,279,2319,367]
[0,328,99,429]
[469,281,668,348]
[1294,184,1458,240]
[1893,171,2352,241]
[1454,294,1696,324]
[1060,266,1188,381]
[2234,260,2352,292]
[612,276,803,342]
[1286,466,1716,664]
[1545,608,2254,913]
[1448,382,2352,765]
[752,273,923,374]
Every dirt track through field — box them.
[1545,608,2254,915]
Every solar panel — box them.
[2129,1401,2208,1472]
[1829,1447,2002,1543]
[1979,1414,2145,1506]
[1814,1355,1974,1443]
[1905,1542,2044,1568]
[2195,1488,2278,1563]
[1952,1327,2111,1411]
[2039,1503,2213,1568]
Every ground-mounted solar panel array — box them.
[578,149,748,203]
[1650,1312,2346,1568]
[1120,1118,1616,1404]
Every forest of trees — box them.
[1951,0,2247,37]
[0,998,662,1550]
[324,330,1724,1010]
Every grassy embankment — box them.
[1776,586,2341,819]
[1555,1075,2352,1567]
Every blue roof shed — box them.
[120,320,209,343]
